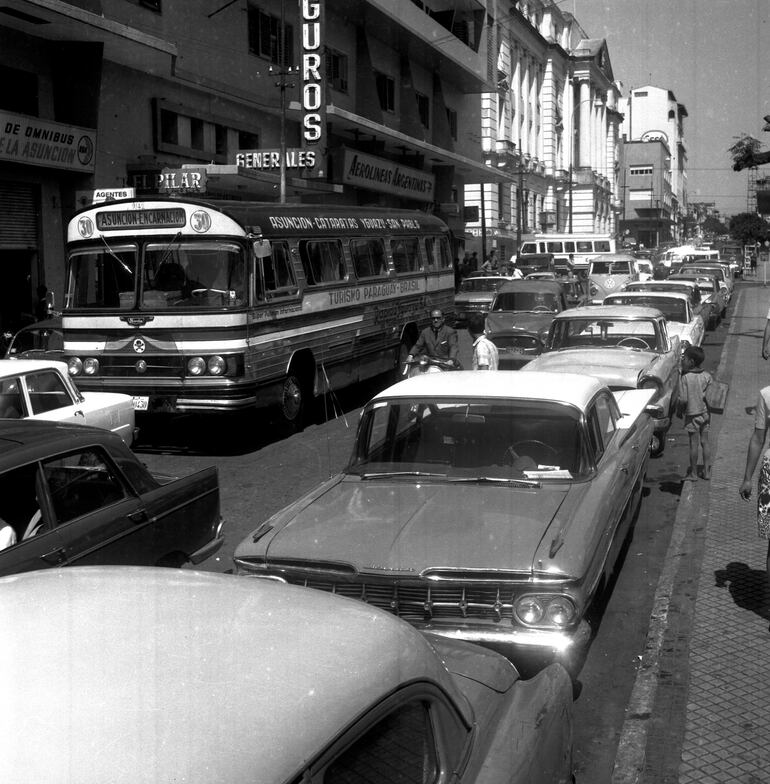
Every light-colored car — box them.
[587,253,640,303]
[0,359,135,446]
[526,305,681,455]
[453,274,515,325]
[0,567,575,783]
[667,273,727,328]
[235,371,655,665]
[603,290,705,350]
[679,262,733,299]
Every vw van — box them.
[588,254,640,304]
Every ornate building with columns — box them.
[463,1,623,262]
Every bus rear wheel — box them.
[281,372,309,430]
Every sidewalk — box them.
[615,278,770,783]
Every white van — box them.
[517,234,616,273]
[588,254,640,304]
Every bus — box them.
[63,198,455,427]
[517,233,616,273]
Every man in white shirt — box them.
[467,313,499,370]
[0,519,17,550]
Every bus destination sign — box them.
[96,208,187,231]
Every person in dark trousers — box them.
[35,285,50,322]
[407,309,459,367]
[678,345,712,480]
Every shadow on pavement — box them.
[714,561,770,625]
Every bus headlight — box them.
[68,357,83,376]
[187,357,206,376]
[207,355,226,375]
[83,358,100,376]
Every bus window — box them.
[435,236,453,269]
[67,245,137,309]
[564,241,576,253]
[259,241,296,295]
[143,241,245,308]
[299,240,346,285]
[594,240,611,252]
[391,237,421,273]
[519,242,538,255]
[546,242,564,253]
[350,238,388,279]
[576,241,594,253]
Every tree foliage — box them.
[702,215,728,235]
[729,212,770,244]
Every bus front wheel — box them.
[281,372,309,429]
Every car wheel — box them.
[650,430,666,457]
[281,370,311,431]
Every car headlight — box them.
[514,594,576,628]
[187,356,206,376]
[639,376,662,396]
[590,285,598,296]
[207,355,226,375]
[83,357,100,376]
[68,357,83,376]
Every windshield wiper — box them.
[446,476,541,487]
[99,235,133,276]
[158,231,183,268]
[357,470,448,479]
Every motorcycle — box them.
[403,355,460,378]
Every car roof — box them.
[589,253,637,262]
[0,419,116,463]
[0,358,68,377]
[11,317,62,332]
[376,369,604,410]
[497,279,564,293]
[0,567,472,782]
[552,304,664,320]
[606,290,689,302]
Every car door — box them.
[20,368,86,425]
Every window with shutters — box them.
[247,4,294,66]
[326,49,348,93]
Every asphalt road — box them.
[133,313,730,782]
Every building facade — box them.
[618,85,688,247]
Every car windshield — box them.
[550,317,661,351]
[590,261,631,275]
[491,291,558,312]
[348,399,586,480]
[606,296,686,323]
[460,278,503,293]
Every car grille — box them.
[491,334,541,351]
[290,578,516,623]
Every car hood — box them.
[486,312,554,335]
[258,477,573,575]
[528,348,655,386]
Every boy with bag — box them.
[677,345,712,480]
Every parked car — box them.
[0,359,136,446]
[603,290,705,350]
[667,272,727,327]
[453,274,514,325]
[0,420,223,574]
[679,261,733,299]
[4,317,63,360]
[485,280,571,369]
[587,254,640,303]
[622,279,706,321]
[234,371,655,666]
[526,305,681,455]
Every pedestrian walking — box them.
[739,382,770,601]
[481,249,498,273]
[467,312,498,370]
[470,251,479,272]
[678,345,712,480]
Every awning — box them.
[289,103,513,185]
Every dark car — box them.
[486,280,571,369]
[0,419,223,575]
[3,318,63,360]
[517,252,555,277]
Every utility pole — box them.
[269,0,296,203]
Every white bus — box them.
[63,199,455,428]
[517,233,616,273]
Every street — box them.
[132,287,732,782]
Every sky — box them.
[571,0,770,217]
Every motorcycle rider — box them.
[406,309,459,368]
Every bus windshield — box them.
[66,240,247,310]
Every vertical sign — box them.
[301,0,325,176]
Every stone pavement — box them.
[614,275,770,784]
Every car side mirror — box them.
[252,239,272,259]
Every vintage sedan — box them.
[453,274,516,325]
[525,305,680,455]
[235,371,654,666]
[0,359,136,446]
[667,272,727,328]
[486,280,571,369]
[679,261,733,299]
[603,290,705,350]
[4,317,63,360]
[0,567,575,783]
[0,420,223,574]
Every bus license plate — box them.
[132,396,149,411]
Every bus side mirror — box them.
[253,239,272,258]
